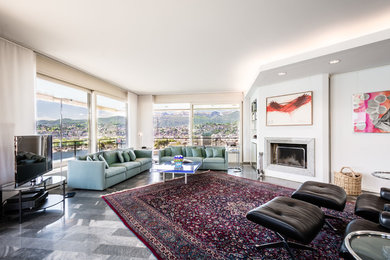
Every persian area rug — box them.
[102,171,356,259]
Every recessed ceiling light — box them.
[329,59,340,64]
[278,72,287,76]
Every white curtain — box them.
[0,38,36,186]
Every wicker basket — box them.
[334,167,362,196]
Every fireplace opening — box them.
[270,143,307,169]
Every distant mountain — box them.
[37,116,126,126]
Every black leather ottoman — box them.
[292,181,347,231]
[247,196,325,260]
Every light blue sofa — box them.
[68,148,152,190]
[158,146,228,170]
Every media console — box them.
[0,175,66,223]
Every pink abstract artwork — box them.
[353,90,390,133]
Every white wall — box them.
[127,92,138,148]
[331,65,390,192]
[137,95,154,148]
[255,74,330,183]
[0,38,36,188]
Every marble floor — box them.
[0,165,302,260]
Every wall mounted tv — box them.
[14,135,53,187]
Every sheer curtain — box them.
[0,38,36,186]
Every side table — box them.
[228,147,241,172]
[345,230,390,260]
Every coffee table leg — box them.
[173,173,175,179]
[185,173,187,184]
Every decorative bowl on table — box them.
[174,155,183,168]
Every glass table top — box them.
[152,161,201,173]
[345,231,390,260]
[372,171,390,180]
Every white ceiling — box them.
[1,0,390,95]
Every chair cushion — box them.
[355,193,389,223]
[135,158,152,165]
[105,166,126,178]
[111,161,141,170]
[203,157,225,164]
[246,197,324,244]
[291,181,347,211]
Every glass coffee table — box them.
[152,161,202,184]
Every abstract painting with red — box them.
[353,90,390,133]
[266,91,312,126]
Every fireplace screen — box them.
[270,143,307,169]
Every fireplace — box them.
[271,143,307,168]
[265,138,315,176]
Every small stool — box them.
[291,181,347,231]
[246,197,324,260]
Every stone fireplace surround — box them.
[265,137,315,176]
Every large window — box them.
[153,103,240,148]
[153,104,190,148]
[36,77,90,162]
[193,104,240,147]
[97,95,127,151]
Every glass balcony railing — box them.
[154,137,239,149]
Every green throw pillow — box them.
[86,156,93,161]
[99,155,109,169]
[171,146,183,156]
[205,148,213,158]
[213,148,223,158]
[185,147,193,157]
[128,150,136,161]
[92,154,100,161]
[192,147,202,157]
[123,151,131,162]
[117,151,124,163]
[165,148,172,156]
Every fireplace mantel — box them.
[265,137,315,176]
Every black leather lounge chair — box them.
[354,187,390,223]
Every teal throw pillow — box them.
[185,147,193,157]
[213,148,223,158]
[86,156,93,161]
[117,151,124,163]
[123,151,131,162]
[192,147,202,157]
[165,148,172,156]
[171,146,183,156]
[128,150,136,161]
[92,154,100,161]
[99,155,109,169]
[205,148,213,158]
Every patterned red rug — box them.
[102,171,356,259]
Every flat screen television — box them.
[14,135,53,187]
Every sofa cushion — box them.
[123,151,131,162]
[135,158,153,165]
[192,147,203,157]
[99,155,110,169]
[185,147,193,157]
[117,151,125,163]
[128,150,136,161]
[213,148,223,158]
[92,154,101,161]
[165,148,172,156]
[86,156,93,161]
[205,148,213,158]
[105,166,126,178]
[103,151,118,165]
[203,157,225,164]
[171,146,183,156]
[111,161,141,170]
[160,156,174,163]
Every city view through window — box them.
[97,95,127,151]
[36,77,89,162]
[153,104,240,148]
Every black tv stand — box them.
[0,175,66,223]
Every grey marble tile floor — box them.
[0,165,300,259]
